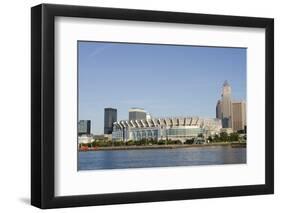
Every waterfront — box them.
[78,145,246,170]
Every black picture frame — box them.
[31,3,274,209]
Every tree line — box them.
[79,132,244,148]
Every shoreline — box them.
[79,142,246,152]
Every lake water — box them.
[78,146,246,170]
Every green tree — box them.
[237,129,245,134]
[157,140,166,145]
[126,140,135,146]
[229,132,239,142]
[198,133,204,138]
[220,132,229,142]
[213,134,220,142]
[185,139,194,144]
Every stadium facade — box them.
[112,117,221,143]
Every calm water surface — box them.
[78,146,246,170]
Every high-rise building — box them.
[129,108,147,121]
[232,101,246,132]
[216,100,222,119]
[221,80,232,128]
[78,120,91,135]
[104,108,117,134]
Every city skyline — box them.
[78,41,246,134]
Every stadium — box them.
[112,117,221,143]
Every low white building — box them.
[78,135,93,144]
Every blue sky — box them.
[78,41,246,134]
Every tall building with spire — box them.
[221,80,232,128]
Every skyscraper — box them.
[78,120,91,136]
[129,108,147,121]
[232,101,246,132]
[221,80,232,128]
[216,100,222,119]
[104,108,117,134]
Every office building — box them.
[129,108,147,121]
[78,120,91,135]
[104,108,117,134]
[232,101,246,132]
[216,100,222,119]
[221,80,232,128]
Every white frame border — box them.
[55,17,265,196]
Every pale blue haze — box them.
[78,41,246,134]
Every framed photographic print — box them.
[31,3,274,209]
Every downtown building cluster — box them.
[216,81,246,132]
[78,108,117,144]
[78,81,246,144]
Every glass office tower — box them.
[104,108,117,134]
[78,120,91,136]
